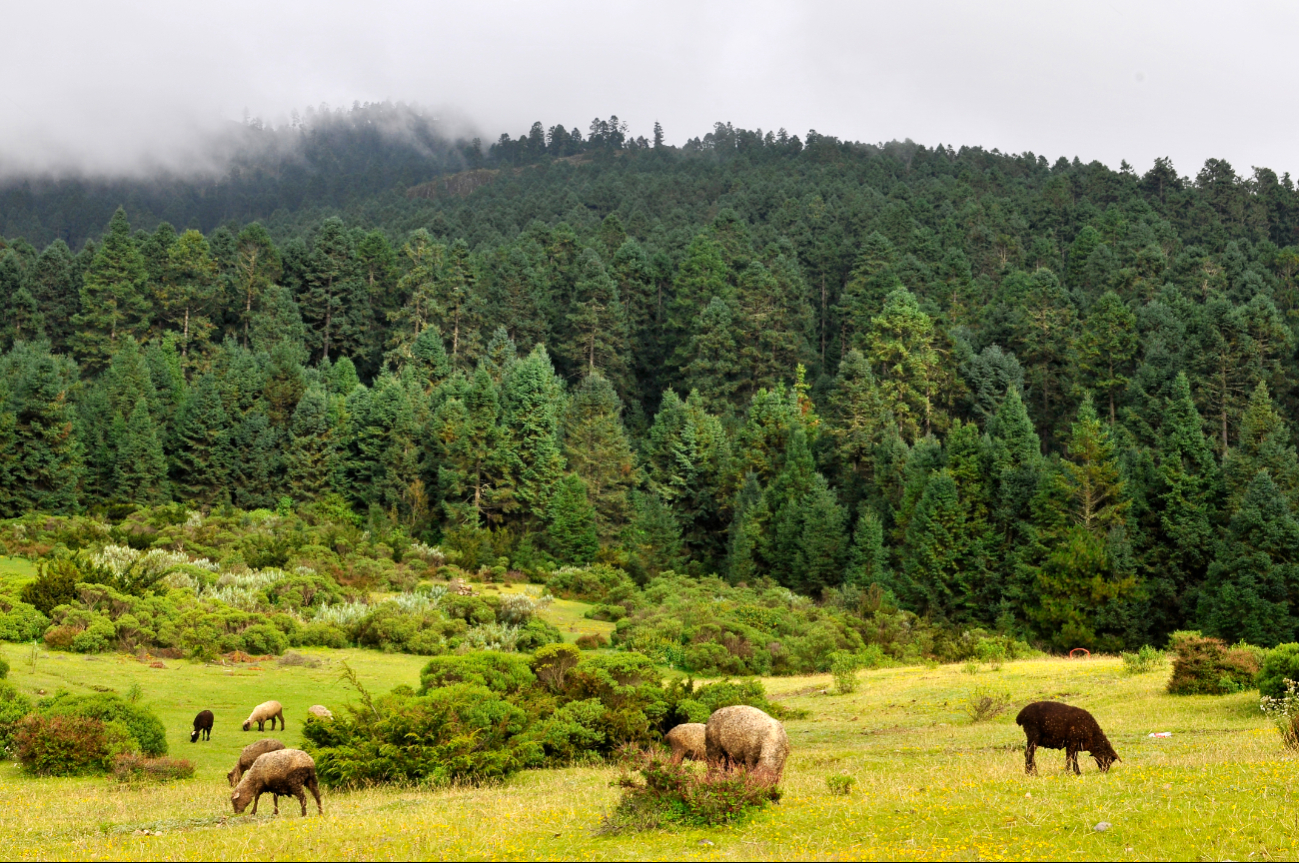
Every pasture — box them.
[0,641,1294,861]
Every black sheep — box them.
[191,709,214,742]
[1015,701,1119,775]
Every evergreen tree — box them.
[432,367,517,527]
[286,384,337,501]
[71,208,151,372]
[844,508,892,589]
[501,345,565,521]
[234,223,282,348]
[825,349,886,502]
[562,249,628,385]
[169,374,232,505]
[866,288,948,442]
[1223,381,1299,514]
[1077,291,1138,424]
[795,474,849,596]
[250,285,309,365]
[562,373,638,538]
[114,397,168,504]
[1199,469,1299,646]
[624,489,684,581]
[0,342,82,515]
[682,297,742,409]
[547,473,599,564]
[735,259,812,399]
[156,229,218,357]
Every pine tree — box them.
[547,473,599,564]
[795,474,849,596]
[114,397,168,504]
[1223,381,1299,514]
[1155,373,1221,597]
[562,373,638,538]
[234,223,282,348]
[501,345,565,521]
[286,384,337,501]
[0,342,82,515]
[1077,291,1138,424]
[624,489,684,581]
[668,234,730,371]
[844,508,892,589]
[1199,469,1299,646]
[837,232,901,346]
[562,249,628,385]
[735,259,812,399]
[250,285,309,365]
[71,208,151,372]
[866,288,948,442]
[169,374,232,505]
[24,240,78,352]
[408,326,452,392]
[156,229,218,357]
[432,367,517,527]
[1017,268,1077,434]
[682,297,742,410]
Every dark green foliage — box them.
[419,652,536,695]
[37,691,167,756]
[0,679,31,753]
[604,754,780,832]
[14,714,134,775]
[548,474,600,564]
[1257,643,1299,699]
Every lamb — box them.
[704,705,790,783]
[190,709,214,742]
[1016,701,1120,775]
[665,722,706,762]
[227,738,285,787]
[230,748,322,817]
[308,705,333,720]
[242,700,285,732]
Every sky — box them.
[2,0,1296,179]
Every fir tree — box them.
[1199,469,1299,646]
[0,342,82,515]
[562,373,638,538]
[501,345,565,521]
[169,373,232,505]
[1077,291,1138,424]
[795,474,849,596]
[624,489,684,581]
[866,288,948,442]
[286,384,337,501]
[71,208,151,371]
[682,297,742,410]
[548,473,599,564]
[1155,373,1221,600]
[562,249,628,385]
[844,508,892,589]
[1223,381,1299,514]
[114,398,168,504]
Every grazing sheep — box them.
[230,749,321,817]
[666,722,707,762]
[307,705,333,720]
[242,700,284,732]
[227,738,285,787]
[190,709,214,743]
[704,705,790,783]
[1016,701,1121,775]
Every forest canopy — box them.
[3,109,1299,652]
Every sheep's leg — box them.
[272,793,280,815]
[1024,742,1037,775]
[308,777,322,814]
[1066,748,1080,775]
[251,793,260,816]
[295,788,308,816]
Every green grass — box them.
[0,555,38,595]
[489,582,617,644]
[1,649,1296,860]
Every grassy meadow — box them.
[1,554,1297,861]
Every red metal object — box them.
[1069,648,1091,659]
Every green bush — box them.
[419,652,537,696]
[1258,644,1299,698]
[0,680,33,753]
[545,565,636,603]
[14,714,137,775]
[37,692,168,755]
[110,753,196,783]
[671,678,804,724]
[1167,635,1260,695]
[602,753,781,832]
[303,683,541,787]
[239,623,289,655]
[829,651,861,694]
[826,774,856,795]
[0,600,49,642]
[0,655,7,679]
[1121,645,1164,675]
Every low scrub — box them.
[1121,645,1164,675]
[1257,643,1299,699]
[14,715,137,775]
[0,680,32,754]
[602,753,780,832]
[36,692,168,755]
[1166,632,1260,695]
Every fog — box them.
[3,0,1296,179]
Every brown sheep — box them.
[242,700,284,732]
[307,705,333,720]
[704,705,789,783]
[665,722,706,762]
[227,738,285,787]
[1016,701,1120,775]
[230,749,322,817]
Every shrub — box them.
[419,652,536,696]
[14,714,137,775]
[0,680,32,753]
[829,651,861,694]
[1260,677,1299,749]
[601,753,780,832]
[576,633,609,650]
[110,753,196,783]
[37,692,168,755]
[1167,635,1260,695]
[964,686,1012,722]
[0,600,49,642]
[303,683,541,787]
[532,643,581,692]
[1258,644,1299,698]
[1121,645,1164,675]
[545,565,636,603]
[826,774,856,795]
[0,655,7,679]
[514,618,564,652]
[240,623,289,656]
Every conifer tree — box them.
[169,373,232,505]
[71,208,151,371]
[624,489,684,581]
[24,239,78,352]
[866,288,948,442]
[736,259,812,398]
[1155,373,1221,599]
[114,397,168,504]
[682,297,742,409]
[547,473,599,564]
[501,345,565,521]
[563,249,628,385]
[668,234,730,371]
[250,285,309,365]
[286,384,337,501]
[826,349,886,501]
[234,223,282,349]
[562,373,638,537]
[432,367,517,527]
[1199,469,1299,646]
[0,342,82,515]
[844,508,892,589]
[1077,291,1138,424]
[795,474,849,595]
[1223,381,1299,514]
[156,229,218,357]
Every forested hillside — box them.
[4,106,1299,652]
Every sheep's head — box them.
[190,729,200,743]
[242,720,252,731]
[1092,740,1121,772]
[231,786,254,813]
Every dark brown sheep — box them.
[1015,701,1120,775]
[231,748,321,817]
[227,738,285,787]
[190,709,214,742]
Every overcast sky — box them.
[3,0,1295,179]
